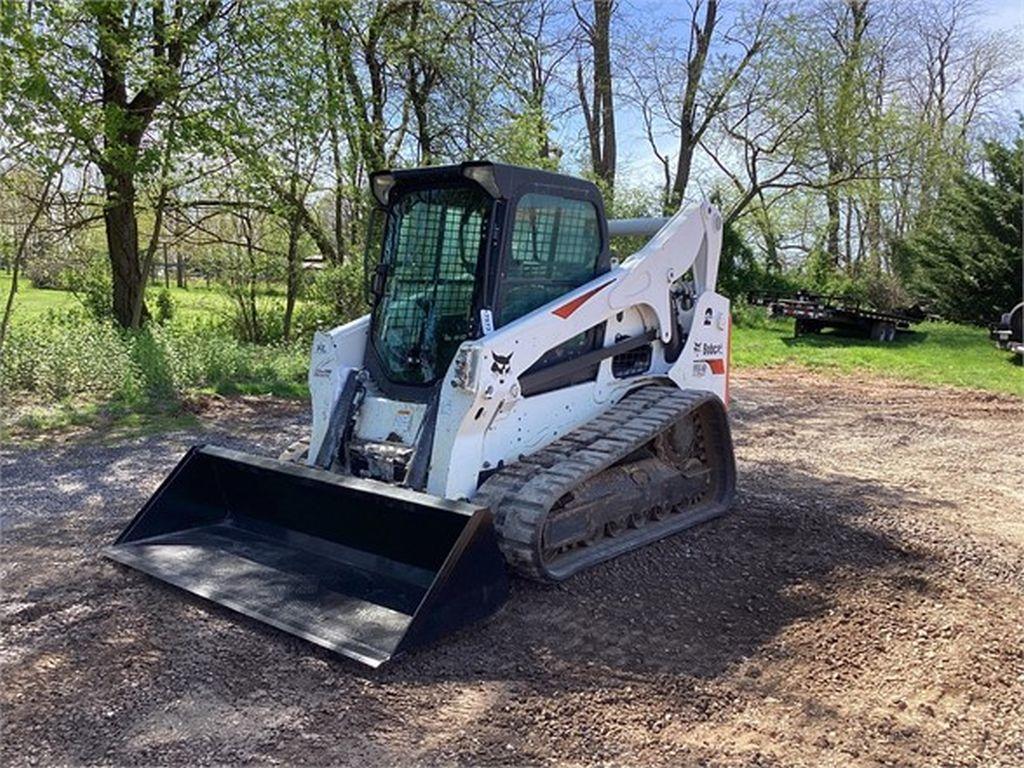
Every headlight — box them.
[462,163,500,197]
[370,172,395,206]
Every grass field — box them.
[732,318,1022,396]
[0,274,244,320]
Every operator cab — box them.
[365,161,611,402]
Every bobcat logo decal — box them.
[491,351,513,375]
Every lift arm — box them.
[428,202,728,498]
[452,202,723,395]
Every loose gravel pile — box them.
[2,371,1022,767]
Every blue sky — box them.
[568,0,1024,193]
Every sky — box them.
[567,0,1024,194]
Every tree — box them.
[5,1,233,328]
[0,146,74,355]
[627,0,769,212]
[807,0,871,268]
[574,0,616,190]
[900,135,1022,325]
[899,0,1019,225]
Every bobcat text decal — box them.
[696,342,725,374]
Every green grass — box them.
[732,317,1023,397]
[0,274,245,320]
[2,399,200,447]
[3,274,1018,414]
[0,274,75,314]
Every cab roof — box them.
[369,161,602,207]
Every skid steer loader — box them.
[106,162,736,667]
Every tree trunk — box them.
[670,124,696,212]
[576,0,616,191]
[669,0,717,211]
[822,1,868,271]
[176,250,185,288]
[844,197,854,272]
[103,172,147,328]
[0,170,56,356]
[866,193,883,273]
[825,160,842,269]
[754,194,780,273]
[88,1,222,328]
[592,0,615,189]
[406,1,434,166]
[411,89,432,164]
[322,26,347,264]
[283,216,302,342]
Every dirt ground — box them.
[2,369,1023,767]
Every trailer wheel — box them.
[870,321,895,342]
[795,319,819,337]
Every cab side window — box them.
[498,193,602,326]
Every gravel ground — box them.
[2,369,1023,767]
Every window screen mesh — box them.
[498,194,601,325]
[371,187,490,384]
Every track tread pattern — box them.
[476,386,734,582]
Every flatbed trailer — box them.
[749,290,923,342]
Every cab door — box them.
[495,192,608,395]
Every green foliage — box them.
[604,185,662,220]
[1,308,308,409]
[858,271,912,312]
[787,245,911,311]
[299,260,370,331]
[728,299,778,329]
[602,186,665,258]
[898,136,1023,325]
[717,220,800,300]
[155,288,175,324]
[1,308,136,401]
[65,256,113,320]
[25,251,69,290]
[491,105,560,171]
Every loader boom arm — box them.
[469,202,722,370]
[427,202,730,498]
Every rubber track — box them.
[476,386,733,582]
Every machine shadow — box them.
[2,425,939,701]
[386,462,936,686]
[781,328,929,349]
[1,438,946,767]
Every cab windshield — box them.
[371,186,491,385]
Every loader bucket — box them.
[104,446,509,667]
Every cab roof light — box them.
[462,164,500,197]
[370,173,396,206]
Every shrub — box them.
[0,309,308,409]
[298,261,370,333]
[729,298,776,329]
[0,308,136,401]
[65,258,113,320]
[155,288,175,324]
[901,136,1022,324]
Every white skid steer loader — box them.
[106,162,737,667]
